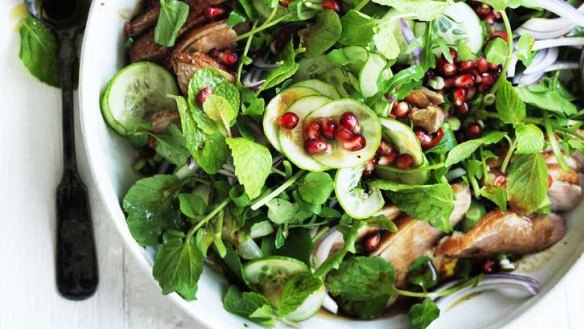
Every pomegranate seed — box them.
[444,78,455,89]
[305,121,322,139]
[453,88,467,106]
[334,127,355,142]
[395,154,415,169]
[305,138,330,154]
[377,152,397,166]
[197,87,213,106]
[279,0,290,7]
[339,112,360,133]
[415,128,444,149]
[548,175,554,188]
[363,158,376,178]
[442,63,457,77]
[466,122,483,139]
[490,30,508,42]
[459,60,475,73]
[476,4,491,17]
[278,112,299,130]
[474,71,483,84]
[476,57,490,73]
[220,51,238,66]
[492,11,502,19]
[322,0,340,11]
[342,134,367,151]
[488,62,500,71]
[483,260,496,273]
[392,101,411,119]
[467,87,477,101]
[377,140,394,156]
[204,6,225,20]
[449,48,458,62]
[455,74,475,88]
[494,175,507,188]
[456,102,470,117]
[485,13,496,24]
[362,232,381,253]
[318,118,337,140]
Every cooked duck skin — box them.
[172,52,235,94]
[547,163,582,211]
[175,20,237,54]
[151,110,180,133]
[435,210,566,258]
[125,2,161,38]
[128,29,169,64]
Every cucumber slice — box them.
[263,87,319,152]
[291,80,340,99]
[285,285,325,322]
[278,96,332,172]
[243,256,308,305]
[335,165,385,219]
[101,62,178,136]
[359,53,391,98]
[376,158,430,185]
[305,99,382,169]
[435,2,485,54]
[342,46,368,75]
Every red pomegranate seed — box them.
[322,0,340,12]
[459,60,475,73]
[466,122,483,139]
[220,51,238,66]
[342,134,367,151]
[415,128,444,149]
[494,175,507,188]
[483,260,496,273]
[392,101,411,119]
[456,102,470,116]
[278,112,299,130]
[377,152,397,166]
[395,154,415,169]
[455,74,475,88]
[491,30,508,42]
[204,6,225,20]
[334,127,355,142]
[476,4,491,17]
[453,88,467,106]
[279,0,290,7]
[377,140,394,156]
[365,158,376,173]
[362,231,381,252]
[449,48,458,62]
[485,13,496,24]
[476,57,490,73]
[548,175,554,188]
[474,71,483,84]
[318,118,337,140]
[444,78,455,89]
[467,87,477,101]
[339,112,360,133]
[489,62,500,71]
[197,87,213,106]
[305,121,322,139]
[305,138,330,154]
[442,63,457,77]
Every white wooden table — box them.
[1,1,583,328]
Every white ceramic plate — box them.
[78,1,584,328]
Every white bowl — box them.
[79,1,584,328]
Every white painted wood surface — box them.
[1,1,583,328]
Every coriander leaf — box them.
[123,175,183,245]
[153,124,190,166]
[409,298,440,329]
[298,172,334,205]
[154,0,190,47]
[480,185,507,211]
[178,193,206,218]
[381,65,425,100]
[507,153,549,215]
[326,256,395,319]
[372,0,448,21]
[19,16,60,87]
[370,181,455,233]
[202,94,238,136]
[485,37,508,65]
[301,10,342,57]
[445,131,507,167]
[226,138,272,199]
[515,123,544,154]
[260,40,300,91]
[496,79,525,125]
[279,272,324,317]
[515,83,578,116]
[338,10,376,46]
[152,232,204,300]
[223,286,275,327]
[516,33,535,65]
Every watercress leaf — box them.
[266,198,297,224]
[279,272,324,317]
[123,175,183,245]
[19,16,60,87]
[298,172,334,205]
[226,137,272,199]
[409,298,440,329]
[445,131,507,167]
[314,220,366,277]
[372,0,448,21]
[480,185,507,211]
[381,65,425,100]
[496,79,526,124]
[259,40,300,91]
[364,214,398,232]
[275,229,314,265]
[507,153,549,215]
[195,227,213,256]
[301,10,342,57]
[153,124,190,166]
[178,193,207,218]
[515,83,578,116]
[516,33,535,65]
[515,123,544,154]
[152,233,204,300]
[338,10,376,46]
[485,37,508,65]
[154,0,190,47]
[223,286,275,327]
[202,94,238,136]
[407,256,438,290]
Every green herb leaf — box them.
[314,220,366,277]
[507,153,549,215]
[223,286,275,327]
[372,0,448,21]
[496,79,526,125]
[301,10,342,57]
[240,86,265,116]
[153,124,190,166]
[480,185,507,211]
[279,272,324,317]
[19,16,60,87]
[373,14,406,60]
[515,123,544,154]
[178,193,207,218]
[260,40,300,91]
[381,65,425,100]
[485,37,508,65]
[407,256,438,290]
[515,81,578,116]
[202,94,238,136]
[154,0,190,47]
[227,9,247,27]
[516,33,535,65]
[226,137,272,199]
[266,198,297,224]
[338,10,376,46]
[298,172,334,205]
[409,298,440,329]
[445,131,507,167]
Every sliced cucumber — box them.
[243,256,308,305]
[101,62,178,136]
[305,100,382,169]
[435,2,485,54]
[335,165,385,219]
[342,46,368,75]
[376,158,430,185]
[263,87,319,152]
[285,285,325,322]
[359,53,391,98]
[278,96,332,172]
[292,80,340,99]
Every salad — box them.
[100,0,584,327]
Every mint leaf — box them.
[409,298,440,329]
[298,172,334,205]
[496,79,525,124]
[372,0,448,21]
[202,94,238,136]
[223,286,275,327]
[485,37,508,65]
[260,40,300,91]
[338,10,376,46]
[153,124,190,166]
[19,17,60,87]
[507,153,548,215]
[154,0,190,47]
[178,193,206,218]
[226,138,272,199]
[152,231,204,300]
[279,272,323,317]
[373,15,405,60]
[516,33,535,65]
[515,123,544,154]
[302,10,342,57]
[123,175,183,245]
[240,86,265,116]
[515,82,577,116]
[445,131,507,167]
[480,185,507,211]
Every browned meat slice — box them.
[371,184,471,287]
[435,210,566,258]
[151,110,180,133]
[172,52,235,94]
[125,2,161,38]
[175,20,237,54]
[548,163,582,211]
[128,30,169,63]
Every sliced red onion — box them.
[507,54,519,78]
[533,37,584,51]
[250,221,274,239]
[401,18,422,59]
[530,0,584,27]
[242,68,266,91]
[322,292,339,314]
[523,48,558,74]
[312,227,343,268]
[446,168,467,181]
[514,72,545,85]
[238,235,263,260]
[542,61,580,72]
[254,57,283,70]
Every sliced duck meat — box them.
[125,1,161,38]
[151,109,180,133]
[371,184,471,287]
[172,52,235,94]
[543,151,582,172]
[435,210,566,258]
[128,30,169,64]
[548,163,582,211]
[174,20,237,54]
[410,105,445,134]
